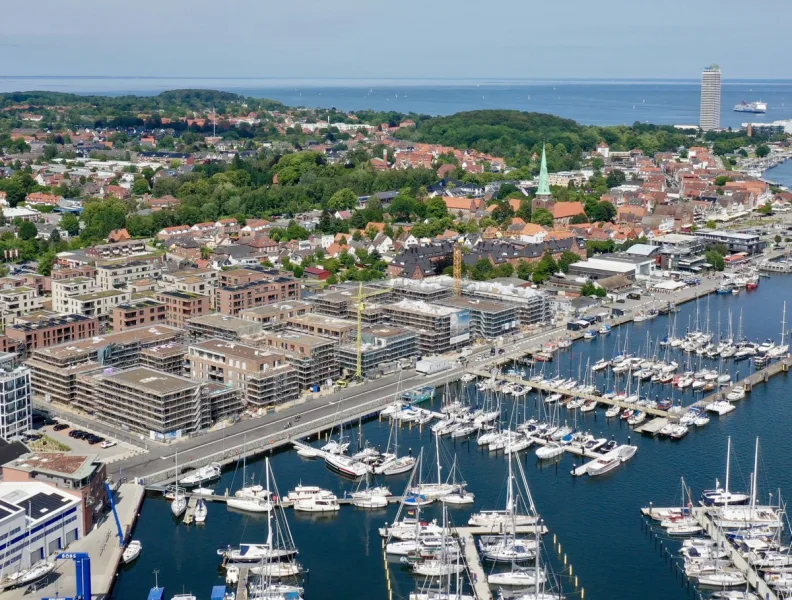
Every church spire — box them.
[536,143,551,198]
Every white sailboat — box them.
[171,452,187,518]
[374,414,416,475]
[180,462,222,487]
[194,499,208,524]
[122,540,142,564]
[408,435,460,499]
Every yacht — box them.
[324,453,370,478]
[293,491,340,512]
[122,540,143,564]
[286,484,333,502]
[180,463,222,487]
[227,495,274,513]
[706,400,736,415]
[218,543,297,562]
[488,566,548,587]
[535,442,565,460]
[194,499,208,524]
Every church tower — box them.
[532,144,554,213]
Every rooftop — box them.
[5,451,99,480]
[442,296,515,314]
[73,289,129,301]
[188,313,263,334]
[0,481,81,525]
[239,300,312,317]
[253,329,337,349]
[190,338,284,363]
[386,298,461,317]
[33,325,182,361]
[314,285,384,303]
[140,343,186,359]
[100,366,198,395]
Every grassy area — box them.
[29,435,71,452]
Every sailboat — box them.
[373,415,415,475]
[194,499,208,524]
[767,301,789,358]
[219,458,300,564]
[700,437,750,506]
[408,435,461,499]
[440,458,474,505]
[350,474,390,509]
[1,505,56,588]
[171,452,187,518]
[228,439,274,513]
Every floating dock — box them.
[455,528,491,600]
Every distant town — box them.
[0,72,792,589]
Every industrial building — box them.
[567,253,656,281]
[382,299,470,355]
[338,325,418,377]
[187,339,298,408]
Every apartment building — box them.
[139,344,186,375]
[0,287,43,325]
[240,300,313,329]
[85,239,148,261]
[462,280,549,326]
[382,299,470,355]
[50,266,98,281]
[96,259,162,290]
[312,286,393,319]
[87,367,210,439]
[187,339,298,408]
[285,313,358,344]
[441,296,519,339]
[338,325,418,377]
[160,268,218,300]
[63,289,132,321]
[52,278,98,313]
[186,313,262,342]
[27,325,183,409]
[217,276,301,316]
[0,353,31,440]
[250,330,338,390]
[5,314,99,356]
[111,299,167,331]
[155,291,210,328]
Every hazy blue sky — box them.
[2,0,789,80]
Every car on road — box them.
[100,440,117,449]
[53,423,69,431]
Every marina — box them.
[15,274,792,600]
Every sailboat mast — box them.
[751,437,759,511]
[435,433,442,485]
[724,436,731,509]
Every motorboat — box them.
[194,498,208,524]
[180,463,222,487]
[706,400,736,415]
[293,491,340,512]
[605,405,621,418]
[535,442,565,460]
[374,453,416,476]
[488,567,548,587]
[285,485,332,502]
[351,494,388,509]
[726,387,746,401]
[321,438,350,455]
[324,453,370,478]
[379,517,442,540]
[122,540,143,564]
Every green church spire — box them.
[536,144,551,197]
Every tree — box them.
[37,249,58,276]
[49,228,61,244]
[605,169,626,188]
[80,199,127,240]
[706,220,717,229]
[328,188,358,212]
[705,249,726,271]
[532,250,558,283]
[60,213,81,236]
[425,197,448,220]
[43,144,59,160]
[557,250,581,273]
[758,202,773,215]
[18,220,37,241]
[774,234,782,245]
[714,175,731,186]
[755,144,771,158]
[516,259,533,281]
[569,213,589,225]
[471,258,494,281]
[352,230,363,241]
[531,208,554,227]
[515,198,532,220]
[131,177,149,195]
[587,200,617,223]
[580,281,606,297]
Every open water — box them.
[114,276,792,600]
[2,77,792,129]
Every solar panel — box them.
[24,492,71,517]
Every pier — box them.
[456,528,491,600]
[236,567,250,600]
[692,355,792,410]
[468,369,672,417]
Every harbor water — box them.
[114,276,792,600]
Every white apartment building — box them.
[700,65,722,131]
[0,288,43,325]
[0,353,31,440]
[0,481,83,572]
[96,260,162,290]
[51,277,98,313]
[61,290,132,320]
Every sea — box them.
[114,276,792,600]
[3,76,792,130]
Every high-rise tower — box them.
[700,65,722,131]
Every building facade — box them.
[0,353,31,440]
[155,291,210,328]
[700,65,722,131]
[382,299,470,355]
[5,315,99,357]
[338,326,418,377]
[95,259,162,290]
[111,300,167,331]
[251,330,338,390]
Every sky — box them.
[1,0,790,81]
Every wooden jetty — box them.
[694,356,792,410]
[236,567,250,600]
[634,417,669,435]
[455,527,491,600]
[183,496,198,524]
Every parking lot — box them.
[31,421,143,463]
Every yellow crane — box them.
[453,242,463,297]
[354,282,390,380]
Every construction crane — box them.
[354,282,390,380]
[453,241,463,297]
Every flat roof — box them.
[5,451,99,480]
[157,289,205,300]
[140,343,186,358]
[385,299,461,316]
[73,289,128,301]
[239,300,312,317]
[100,366,198,395]
[569,260,636,274]
[10,313,95,331]
[694,229,758,240]
[190,338,283,361]
[188,313,262,333]
[653,233,698,243]
[116,299,163,310]
[33,325,182,360]
[288,313,357,328]
[442,296,514,314]
[314,286,383,303]
[254,328,336,348]
[0,481,81,525]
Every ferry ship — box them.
[733,100,767,114]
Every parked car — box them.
[53,423,69,431]
[100,440,117,449]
